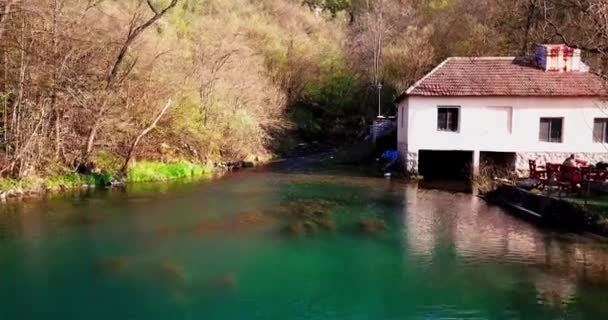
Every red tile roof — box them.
[400,57,606,100]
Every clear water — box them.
[1,163,608,320]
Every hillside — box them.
[0,0,606,180]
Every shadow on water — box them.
[419,179,474,194]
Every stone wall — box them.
[397,142,418,175]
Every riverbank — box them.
[0,161,217,202]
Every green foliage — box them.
[0,172,114,192]
[43,172,114,189]
[92,151,122,173]
[303,70,356,108]
[291,66,367,140]
[126,161,213,183]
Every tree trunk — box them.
[119,99,173,175]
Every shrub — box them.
[126,161,213,183]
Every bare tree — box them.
[348,0,433,95]
[120,98,173,175]
[544,0,608,74]
[82,0,179,164]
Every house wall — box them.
[397,99,414,170]
[397,96,608,173]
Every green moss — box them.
[126,161,213,183]
[0,162,213,194]
[0,172,112,192]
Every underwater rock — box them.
[233,210,272,228]
[303,220,318,233]
[64,214,99,227]
[357,218,387,235]
[194,210,274,237]
[283,199,336,219]
[284,217,337,236]
[96,257,129,274]
[285,221,306,236]
[209,272,238,292]
[157,224,173,239]
[313,210,330,218]
[159,261,187,284]
[316,219,336,232]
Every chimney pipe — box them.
[535,44,583,72]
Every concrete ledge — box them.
[485,185,608,236]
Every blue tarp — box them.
[380,150,398,162]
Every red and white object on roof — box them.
[400,44,603,99]
[535,44,587,72]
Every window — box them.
[539,117,563,143]
[437,107,459,132]
[593,118,608,143]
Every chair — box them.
[546,163,561,180]
[559,165,583,195]
[528,160,547,180]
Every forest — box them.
[0,0,607,184]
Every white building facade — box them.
[396,45,608,176]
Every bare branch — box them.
[145,0,159,15]
[106,0,179,85]
[119,99,173,174]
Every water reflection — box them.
[1,168,608,319]
[403,183,608,308]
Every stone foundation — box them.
[397,143,419,174]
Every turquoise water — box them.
[1,164,608,319]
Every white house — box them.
[396,44,608,177]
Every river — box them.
[1,160,607,319]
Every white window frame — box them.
[593,118,608,143]
[539,117,564,143]
[437,106,460,133]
